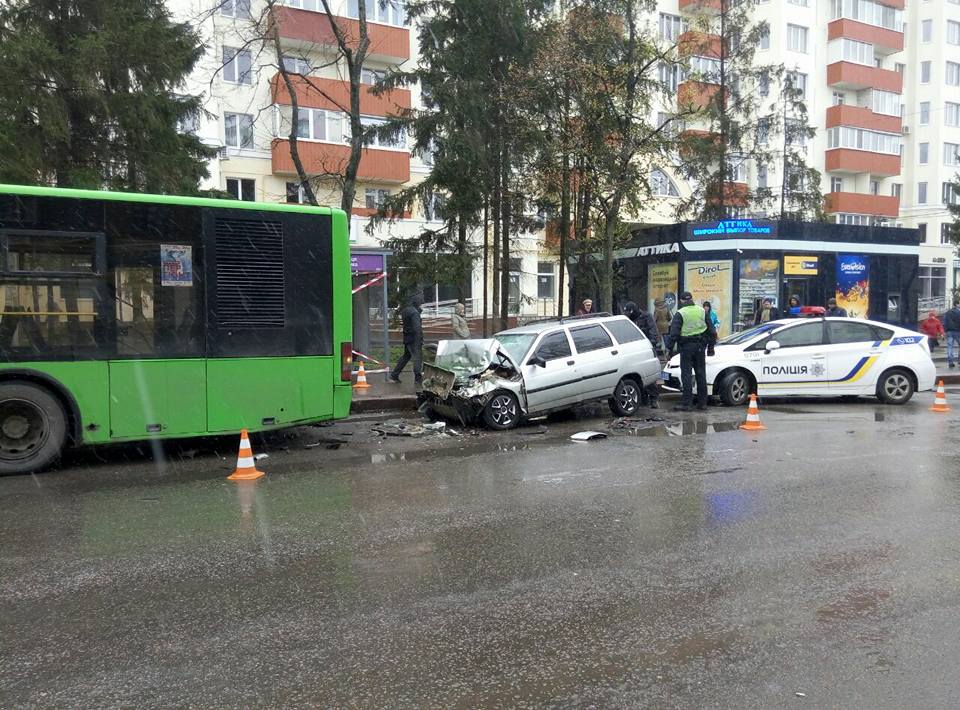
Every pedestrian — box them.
[825,298,847,317]
[451,302,470,339]
[577,298,594,316]
[920,309,944,352]
[786,294,802,317]
[622,301,661,408]
[389,294,424,384]
[665,291,717,412]
[703,301,720,330]
[654,298,671,349]
[943,302,960,367]
[753,297,780,325]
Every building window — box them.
[918,182,928,204]
[921,61,931,83]
[836,214,873,226]
[891,183,902,198]
[947,102,960,127]
[895,62,906,74]
[659,63,682,92]
[945,143,960,166]
[788,0,808,5]
[918,266,947,311]
[920,102,930,125]
[826,126,901,155]
[787,24,808,53]
[281,55,312,75]
[786,71,808,100]
[831,177,844,193]
[871,90,900,116]
[942,182,960,205]
[537,262,555,300]
[364,189,391,209]
[918,224,927,241]
[919,142,929,164]
[422,192,447,221]
[220,0,251,18]
[759,27,770,50]
[830,38,873,66]
[921,19,932,42]
[288,107,343,143]
[830,0,904,32]
[224,112,254,149]
[650,169,680,197]
[659,13,684,41]
[833,91,846,105]
[285,182,306,204]
[226,178,255,202]
[759,71,770,97]
[758,165,768,189]
[942,224,955,244]
[948,20,960,45]
[756,117,770,145]
[361,68,386,85]
[176,111,199,135]
[223,47,252,85]
[726,156,747,183]
[688,55,721,83]
[870,180,880,195]
[948,62,960,86]
[355,116,404,149]
[346,0,406,27]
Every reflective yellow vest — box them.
[679,304,708,337]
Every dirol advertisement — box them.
[835,254,870,319]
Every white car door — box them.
[568,323,621,399]
[752,320,830,396]
[824,320,887,394]
[523,330,582,413]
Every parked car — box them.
[661,317,936,406]
[420,315,661,429]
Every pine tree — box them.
[0,0,215,192]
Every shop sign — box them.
[836,254,870,319]
[689,219,776,238]
[636,242,680,256]
[351,253,385,272]
[784,255,819,275]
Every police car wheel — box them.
[718,370,753,407]
[609,378,641,417]
[877,369,914,405]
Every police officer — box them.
[665,291,717,412]
[622,301,661,408]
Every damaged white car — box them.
[420,316,662,430]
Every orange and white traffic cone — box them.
[739,394,767,431]
[354,360,371,390]
[931,380,950,413]
[227,429,265,481]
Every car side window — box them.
[534,331,572,361]
[769,322,823,348]
[827,321,878,345]
[871,325,894,341]
[569,324,613,353]
[604,319,644,344]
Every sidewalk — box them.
[350,370,420,414]
[932,353,960,384]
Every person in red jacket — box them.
[920,310,945,352]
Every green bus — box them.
[0,184,353,474]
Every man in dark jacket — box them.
[825,298,847,317]
[665,292,717,411]
[390,294,424,384]
[622,301,661,408]
[944,304,960,368]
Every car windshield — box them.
[719,323,782,345]
[495,333,536,363]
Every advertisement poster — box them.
[784,255,819,276]
[647,263,678,328]
[684,260,733,338]
[160,244,193,287]
[836,254,870,318]
[738,259,779,326]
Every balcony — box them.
[827,62,903,92]
[272,139,410,183]
[677,31,722,59]
[825,149,900,177]
[678,81,723,110]
[824,191,900,218]
[273,6,410,63]
[270,75,411,118]
[679,0,722,12]
[826,104,901,135]
[706,182,749,208]
[828,20,903,54]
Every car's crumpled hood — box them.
[423,339,521,401]
[433,339,508,378]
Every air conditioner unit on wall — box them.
[902,126,910,135]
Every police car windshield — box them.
[719,323,781,345]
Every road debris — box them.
[570,431,608,442]
[610,416,666,430]
[371,418,461,438]
[518,425,548,435]
[253,453,269,461]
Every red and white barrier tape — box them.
[352,349,387,367]
[352,271,386,294]
[354,368,389,376]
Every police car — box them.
[662,317,936,406]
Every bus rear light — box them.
[341,342,353,382]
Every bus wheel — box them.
[0,382,67,475]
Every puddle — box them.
[626,420,741,437]
[874,412,885,422]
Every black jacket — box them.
[665,305,717,352]
[753,306,781,325]
[825,306,847,317]
[944,307,960,332]
[400,303,423,345]
[622,301,659,344]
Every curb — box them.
[351,395,418,414]
[939,374,960,385]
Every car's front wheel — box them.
[877,369,914,405]
[609,377,642,417]
[717,370,753,407]
[483,391,521,430]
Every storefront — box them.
[606,219,920,334]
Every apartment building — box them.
[166,0,560,319]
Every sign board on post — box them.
[784,255,819,276]
[351,253,386,273]
[683,259,734,338]
[836,254,870,318]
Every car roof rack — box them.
[523,312,613,326]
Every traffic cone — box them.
[739,394,767,431]
[931,380,950,413]
[354,360,371,389]
[227,429,265,481]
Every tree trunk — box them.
[482,199,489,337]
[499,144,511,331]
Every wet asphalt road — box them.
[3,396,960,708]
